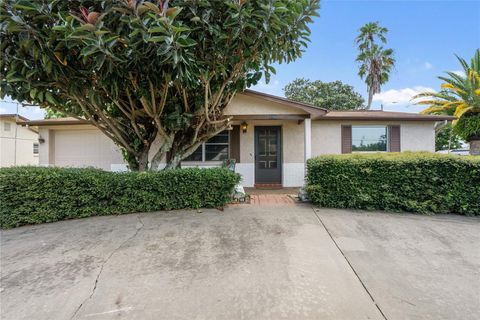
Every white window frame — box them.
[351,125,390,153]
[184,131,230,162]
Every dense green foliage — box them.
[0,167,240,228]
[454,113,480,142]
[283,78,365,110]
[436,124,463,151]
[306,153,480,215]
[355,22,395,109]
[0,0,319,170]
[416,50,480,154]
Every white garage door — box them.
[54,129,125,170]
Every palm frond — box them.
[453,104,472,118]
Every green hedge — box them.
[0,167,240,228]
[306,152,480,215]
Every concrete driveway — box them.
[1,204,479,320]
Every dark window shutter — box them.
[230,125,241,163]
[389,125,401,152]
[341,125,352,154]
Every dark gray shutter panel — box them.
[341,125,352,154]
[389,125,401,152]
[230,125,241,163]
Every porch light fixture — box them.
[241,121,248,133]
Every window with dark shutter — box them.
[389,125,401,152]
[341,125,352,154]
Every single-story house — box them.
[0,114,39,167]
[23,90,454,187]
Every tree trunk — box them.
[137,151,149,171]
[366,89,374,110]
[470,138,480,155]
[150,135,173,171]
[164,154,182,170]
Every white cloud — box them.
[452,70,465,77]
[0,107,7,114]
[424,62,433,70]
[372,86,436,112]
[373,86,435,105]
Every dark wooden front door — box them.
[254,126,282,185]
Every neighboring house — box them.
[0,114,39,167]
[23,90,454,187]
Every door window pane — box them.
[352,126,388,152]
[268,137,277,156]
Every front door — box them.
[254,126,282,185]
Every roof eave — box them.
[316,116,456,121]
[21,119,90,126]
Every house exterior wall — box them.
[38,126,126,170]
[311,120,436,155]
[0,118,38,167]
[36,119,437,187]
[224,94,309,116]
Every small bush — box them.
[306,152,480,215]
[0,167,240,228]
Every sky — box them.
[1,0,479,119]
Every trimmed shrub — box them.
[306,152,480,215]
[0,167,240,228]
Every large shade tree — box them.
[0,0,320,170]
[284,78,365,110]
[355,22,395,109]
[415,50,480,155]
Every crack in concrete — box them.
[70,215,145,319]
[311,207,389,320]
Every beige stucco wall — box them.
[224,94,309,116]
[38,126,126,170]
[238,120,305,163]
[0,119,39,167]
[311,120,436,155]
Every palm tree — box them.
[415,50,480,155]
[356,22,395,109]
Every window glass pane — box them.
[352,126,387,152]
[205,145,228,161]
[207,131,229,144]
[184,145,203,161]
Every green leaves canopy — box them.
[1,0,320,170]
[284,78,365,110]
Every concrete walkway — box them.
[1,205,382,320]
[314,208,480,320]
[1,204,479,320]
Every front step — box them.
[254,183,283,189]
